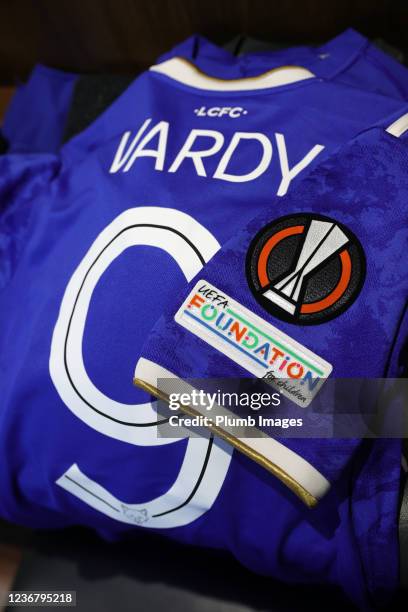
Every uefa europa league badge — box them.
[246,213,366,325]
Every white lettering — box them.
[276,133,324,196]
[123,120,169,172]
[109,119,151,173]
[214,132,273,183]
[168,129,224,176]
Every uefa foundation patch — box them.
[246,213,366,325]
[175,281,332,406]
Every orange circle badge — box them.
[246,213,366,325]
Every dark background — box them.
[0,0,407,84]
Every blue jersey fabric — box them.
[2,29,408,157]
[0,57,407,609]
[2,65,77,153]
[160,29,408,100]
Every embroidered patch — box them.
[175,281,332,406]
[246,213,366,325]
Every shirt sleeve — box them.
[2,65,77,154]
[134,127,408,506]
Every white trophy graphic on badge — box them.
[263,219,349,315]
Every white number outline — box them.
[50,207,232,527]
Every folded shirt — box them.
[0,42,407,611]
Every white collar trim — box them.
[386,112,408,138]
[150,57,315,91]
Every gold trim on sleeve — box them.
[133,376,318,508]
